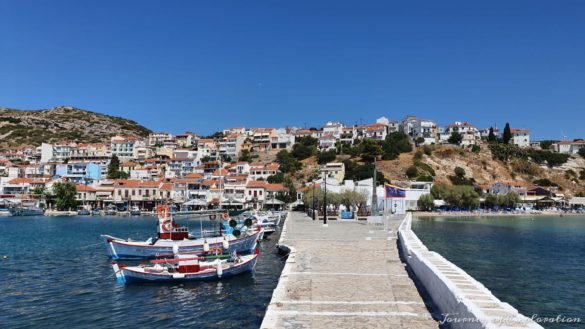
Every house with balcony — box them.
[55,162,102,183]
[270,128,295,150]
[489,181,530,197]
[40,143,73,163]
[339,127,356,145]
[412,120,438,145]
[442,122,481,146]
[245,180,267,210]
[318,135,337,151]
[320,162,345,183]
[322,122,344,139]
[401,115,419,137]
[249,163,280,180]
[249,128,276,152]
[148,132,173,147]
[111,136,138,160]
[175,132,198,148]
[479,127,500,140]
[219,134,245,159]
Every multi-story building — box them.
[270,128,295,150]
[148,133,173,147]
[249,128,276,151]
[412,120,438,145]
[401,115,419,137]
[442,122,481,146]
[55,162,102,183]
[40,143,72,163]
[511,128,531,148]
[110,136,138,160]
[322,122,344,139]
[320,162,345,183]
[219,134,245,159]
[249,163,280,180]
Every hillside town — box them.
[2,115,585,215]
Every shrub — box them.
[405,166,419,179]
[422,145,432,156]
[413,150,423,161]
[533,178,559,187]
[471,145,481,153]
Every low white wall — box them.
[398,213,543,329]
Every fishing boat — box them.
[111,248,259,284]
[130,206,141,216]
[101,205,261,259]
[92,208,102,215]
[9,206,45,216]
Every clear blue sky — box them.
[1,1,584,139]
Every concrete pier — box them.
[261,212,438,329]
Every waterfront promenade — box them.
[261,212,438,329]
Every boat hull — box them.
[102,230,261,259]
[117,254,258,283]
[9,208,45,216]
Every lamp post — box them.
[323,172,328,226]
[372,157,378,216]
[312,182,316,220]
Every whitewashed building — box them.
[511,128,530,148]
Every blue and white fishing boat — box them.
[111,248,259,284]
[101,205,261,259]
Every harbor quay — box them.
[261,212,439,329]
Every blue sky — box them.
[1,1,584,139]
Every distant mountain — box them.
[0,106,152,147]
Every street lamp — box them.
[323,170,328,226]
[312,182,316,220]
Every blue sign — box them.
[385,184,405,198]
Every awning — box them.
[265,198,285,205]
[182,199,208,206]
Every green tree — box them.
[317,149,337,164]
[484,194,498,208]
[415,137,425,147]
[579,147,585,159]
[239,149,253,162]
[503,122,512,144]
[431,183,449,199]
[417,194,435,211]
[444,185,480,209]
[360,139,383,162]
[267,172,285,183]
[107,155,121,179]
[52,182,78,211]
[422,145,432,156]
[339,190,366,210]
[488,127,496,142]
[382,132,412,160]
[276,150,301,173]
[291,143,316,160]
[448,132,463,145]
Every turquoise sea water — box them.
[0,215,285,329]
[412,215,585,329]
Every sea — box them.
[412,215,585,329]
[0,215,286,329]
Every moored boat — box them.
[77,206,90,216]
[112,248,259,284]
[130,206,141,216]
[101,205,261,259]
[9,206,45,216]
[104,205,117,215]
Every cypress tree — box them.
[503,123,512,144]
[488,127,496,142]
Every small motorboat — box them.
[92,209,102,215]
[77,206,90,216]
[105,205,118,216]
[101,205,261,259]
[112,248,259,284]
[130,206,141,216]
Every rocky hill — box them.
[0,106,151,147]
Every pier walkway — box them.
[261,212,438,329]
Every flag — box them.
[385,184,406,198]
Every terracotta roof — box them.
[8,178,46,185]
[121,161,138,167]
[246,180,267,188]
[76,184,96,192]
[266,183,287,191]
[212,169,229,176]
[202,179,221,186]
[184,173,203,179]
[511,128,530,134]
[160,183,173,191]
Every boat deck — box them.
[261,212,439,329]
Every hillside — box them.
[265,142,585,197]
[0,106,151,147]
